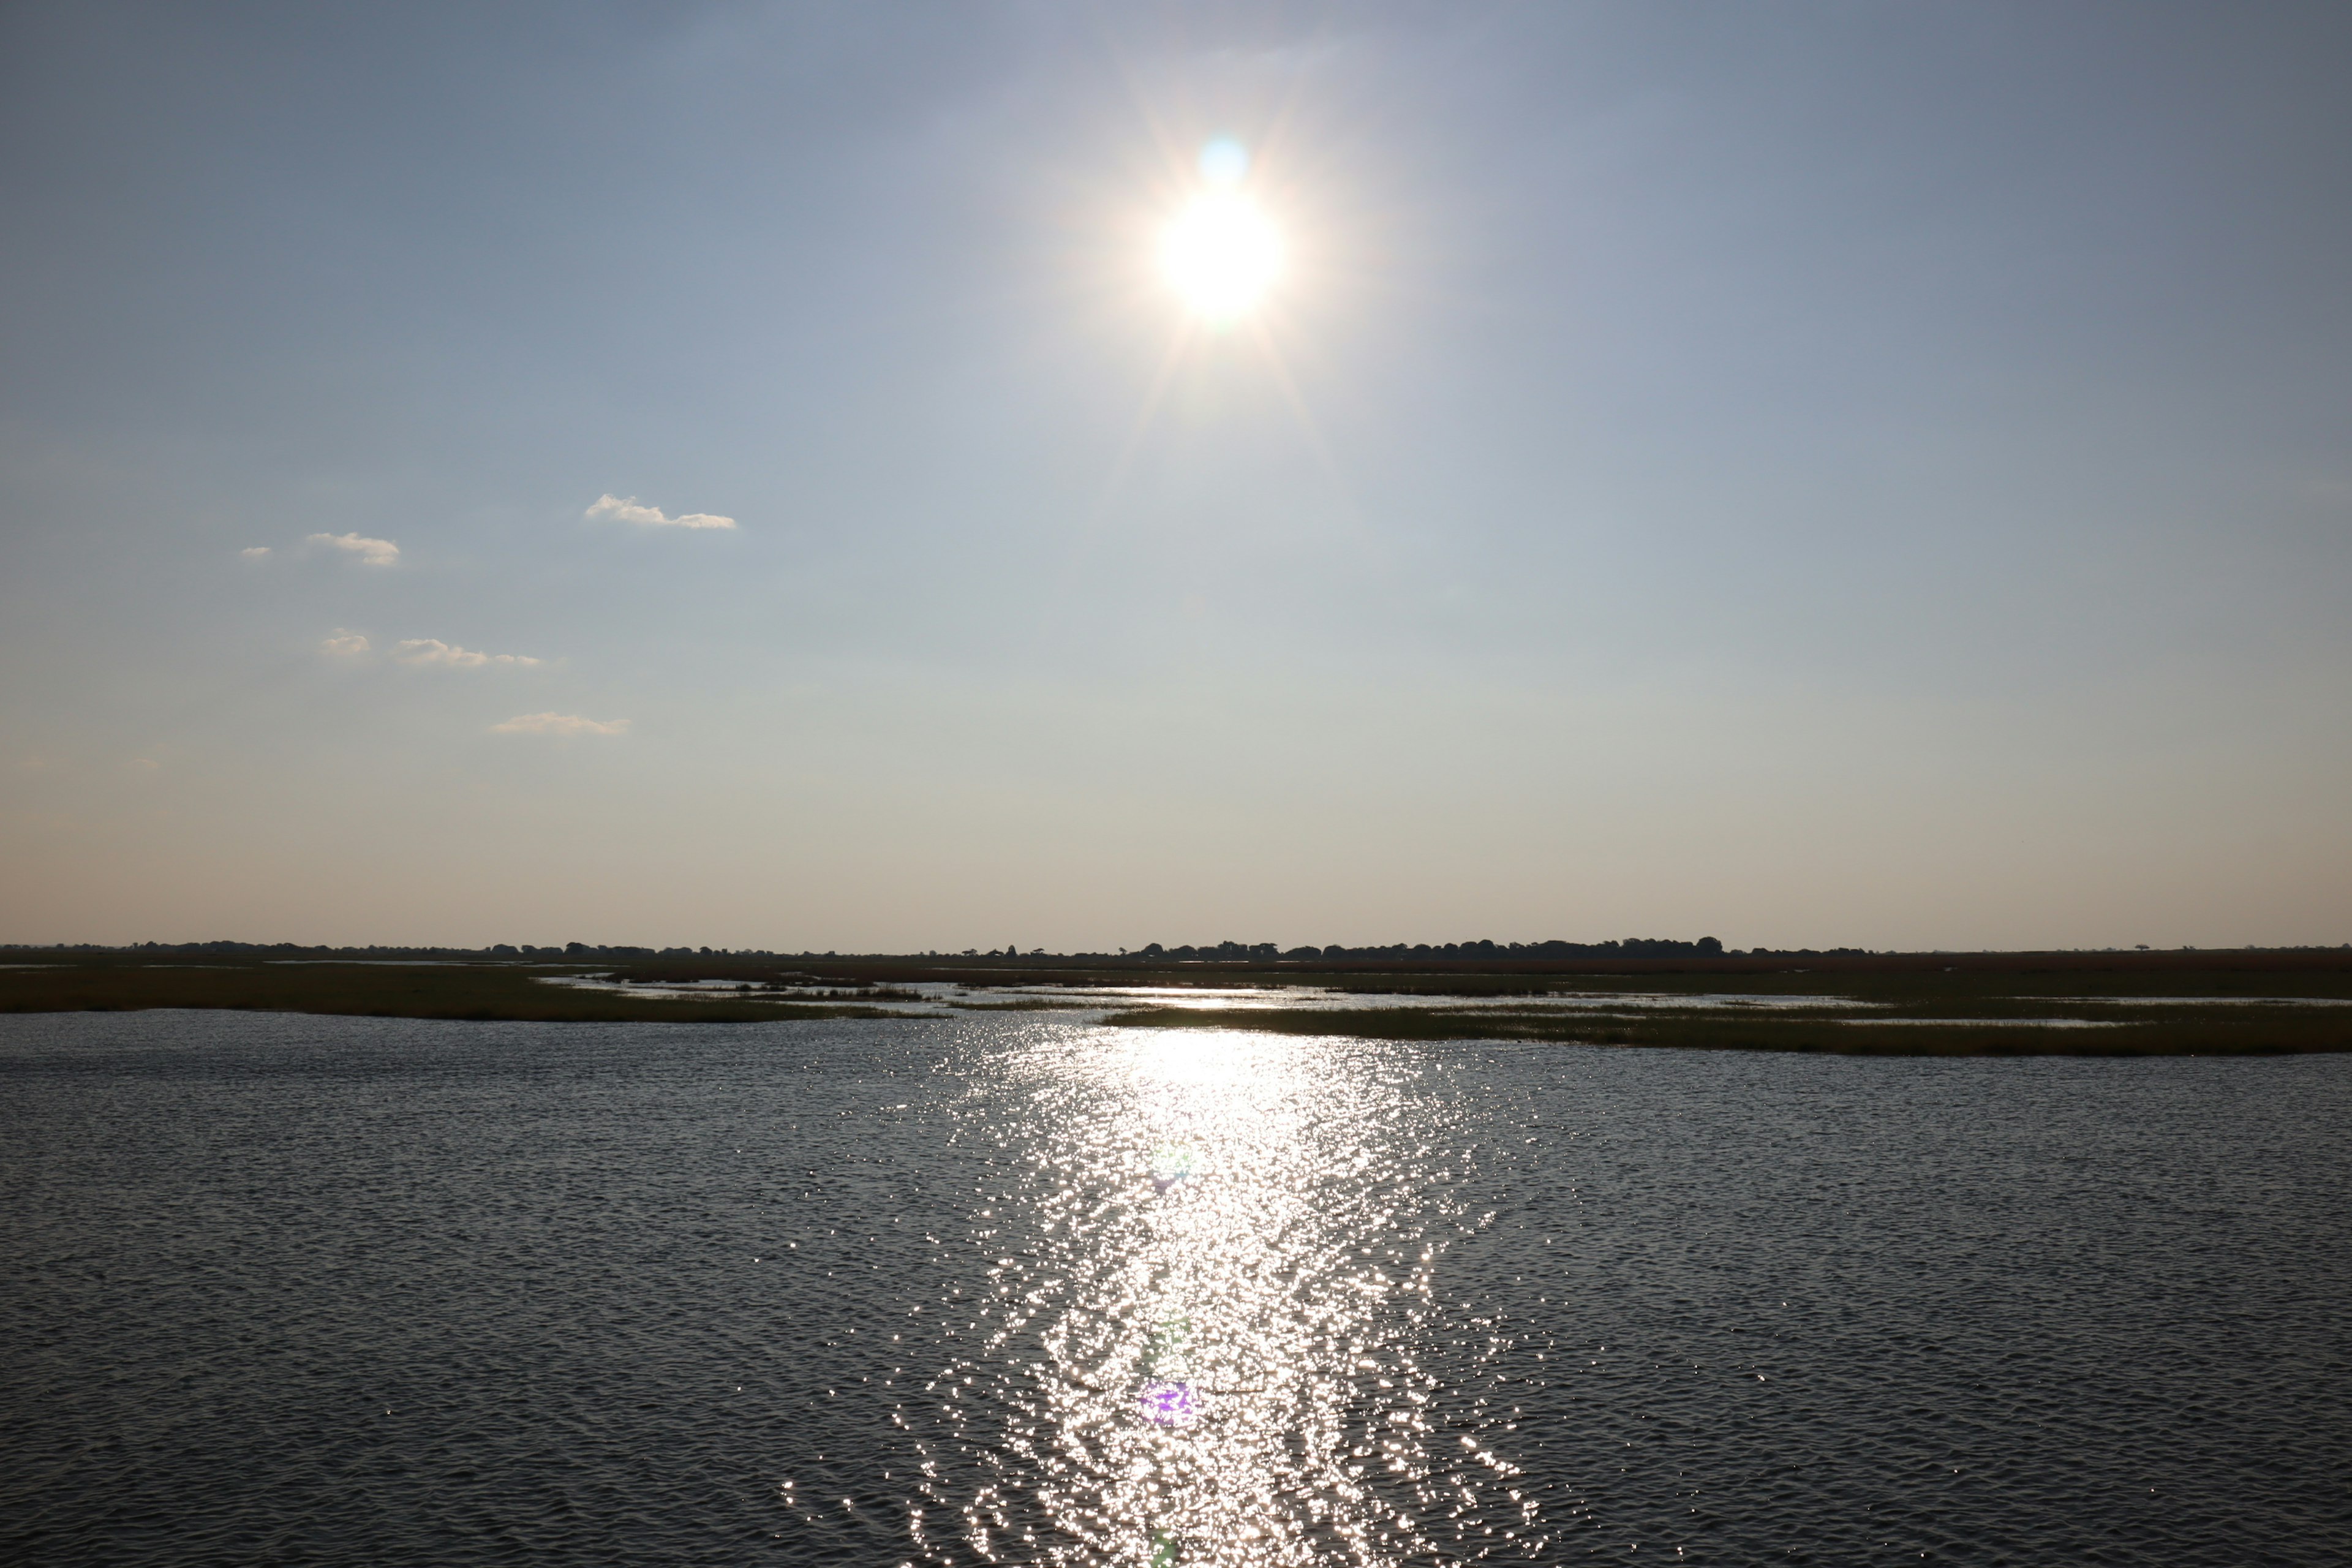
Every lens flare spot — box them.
[1150,1143,1199,1192]
[1140,1379,1197,1426]
[1199,138,1249,187]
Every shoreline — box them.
[4,951,2348,1054]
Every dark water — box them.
[3,1012,2346,1565]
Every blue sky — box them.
[2,2,2347,951]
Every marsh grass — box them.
[0,960,914,1024]
[4,950,2346,1052]
[1097,1003,2352,1055]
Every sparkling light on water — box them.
[906,1028,1536,1565]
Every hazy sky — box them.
[3,2,2348,952]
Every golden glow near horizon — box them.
[1159,138,1281,325]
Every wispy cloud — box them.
[306,531,401,567]
[392,638,543,669]
[320,630,371,655]
[240,546,272,559]
[586,494,736,530]
[491,712,629,736]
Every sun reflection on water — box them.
[908,1027,1545,1565]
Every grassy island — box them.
[2,945,2348,1054]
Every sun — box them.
[1159,140,1281,325]
[1161,195,1281,321]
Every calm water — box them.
[3,1012,2346,1565]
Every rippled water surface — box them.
[4,1011,2348,1564]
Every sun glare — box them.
[1160,140,1281,323]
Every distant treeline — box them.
[1127,937,1725,960]
[17,936,1733,962]
[11,938,2349,965]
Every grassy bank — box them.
[1097,1001,2352,1055]
[3,948,2348,1052]
[0,960,913,1023]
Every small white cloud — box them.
[586,493,736,530]
[392,638,543,669]
[492,712,629,736]
[241,546,272,559]
[130,757,160,772]
[306,531,401,567]
[321,630,371,656]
